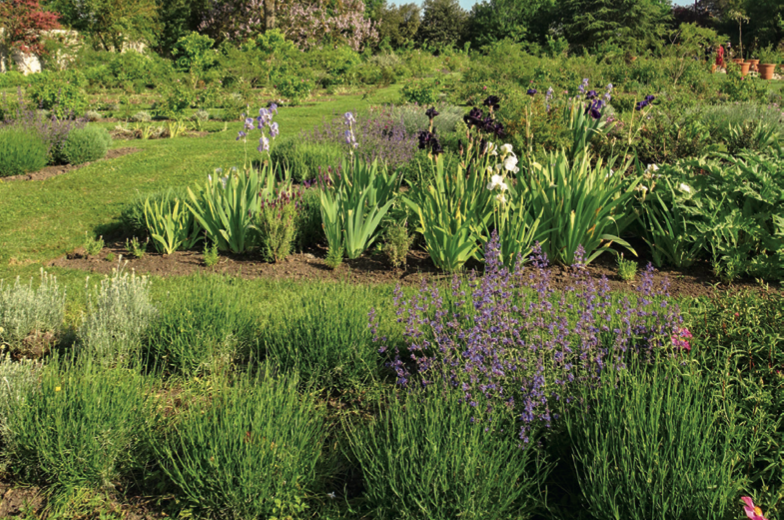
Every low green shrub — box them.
[295,186,324,250]
[0,271,65,355]
[566,360,747,520]
[154,369,326,519]
[0,127,48,177]
[270,137,344,182]
[274,75,315,105]
[143,276,260,377]
[0,354,39,427]
[4,360,154,492]
[61,126,111,165]
[348,388,549,520]
[254,283,381,388]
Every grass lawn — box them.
[0,86,402,284]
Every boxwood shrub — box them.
[61,126,111,165]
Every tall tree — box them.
[417,0,467,48]
[376,2,420,47]
[466,0,555,48]
[561,0,672,51]
[0,0,60,55]
[155,0,211,56]
[44,0,159,51]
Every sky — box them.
[413,0,692,11]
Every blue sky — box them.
[414,0,692,11]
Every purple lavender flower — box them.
[374,233,683,440]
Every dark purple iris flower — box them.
[426,107,440,119]
[585,99,604,120]
[586,90,597,100]
[463,107,485,128]
[492,122,505,138]
[645,95,655,103]
[418,130,435,150]
[527,89,537,96]
[430,137,444,155]
[483,95,500,111]
[635,100,649,111]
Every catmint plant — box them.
[373,233,684,442]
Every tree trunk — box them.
[265,0,276,30]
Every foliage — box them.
[720,64,769,102]
[319,158,399,260]
[274,75,315,105]
[383,221,413,268]
[120,187,190,238]
[348,387,550,519]
[562,0,670,51]
[26,73,88,120]
[401,79,441,105]
[466,0,554,47]
[143,193,202,254]
[270,138,344,182]
[60,125,111,165]
[78,266,156,365]
[186,166,278,254]
[684,291,784,516]
[566,359,747,520]
[47,0,159,52]
[404,156,492,272]
[256,188,299,262]
[520,150,637,265]
[82,233,104,256]
[0,270,65,354]
[376,2,421,48]
[125,237,148,259]
[0,127,48,177]
[172,31,218,74]
[255,283,381,388]
[5,360,155,492]
[154,369,325,519]
[203,241,219,267]
[143,276,259,377]
[0,0,61,55]
[0,354,39,429]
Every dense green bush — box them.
[60,126,111,165]
[143,276,260,377]
[566,359,747,520]
[349,388,549,519]
[0,271,65,356]
[254,283,382,388]
[0,127,48,177]
[270,137,344,182]
[0,71,27,89]
[5,360,155,492]
[26,73,88,119]
[154,370,326,520]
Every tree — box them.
[155,0,211,56]
[376,2,420,47]
[0,0,60,55]
[561,0,672,52]
[44,0,159,51]
[466,0,555,48]
[417,0,467,48]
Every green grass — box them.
[0,86,402,280]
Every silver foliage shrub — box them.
[0,270,65,351]
[79,262,156,364]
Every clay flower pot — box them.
[759,63,776,80]
[746,59,760,72]
[740,62,751,76]
[732,58,744,65]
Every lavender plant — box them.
[304,109,417,171]
[255,188,301,263]
[0,89,86,165]
[374,234,684,442]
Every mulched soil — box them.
[49,241,781,299]
[1,148,141,182]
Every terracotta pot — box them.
[740,62,751,76]
[746,59,760,72]
[759,63,776,80]
[732,58,744,65]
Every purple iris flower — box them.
[635,100,649,111]
[527,88,537,96]
[244,118,255,131]
[430,137,444,155]
[236,130,246,141]
[258,135,270,153]
[463,107,484,128]
[578,78,589,95]
[418,130,435,150]
[645,95,655,103]
[483,96,500,111]
[269,103,278,114]
[426,107,440,119]
[269,122,279,139]
[586,90,597,100]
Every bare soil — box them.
[49,242,781,299]
[1,148,141,182]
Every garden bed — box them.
[0,147,140,182]
[48,241,779,299]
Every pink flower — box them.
[671,327,692,351]
[742,497,768,520]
